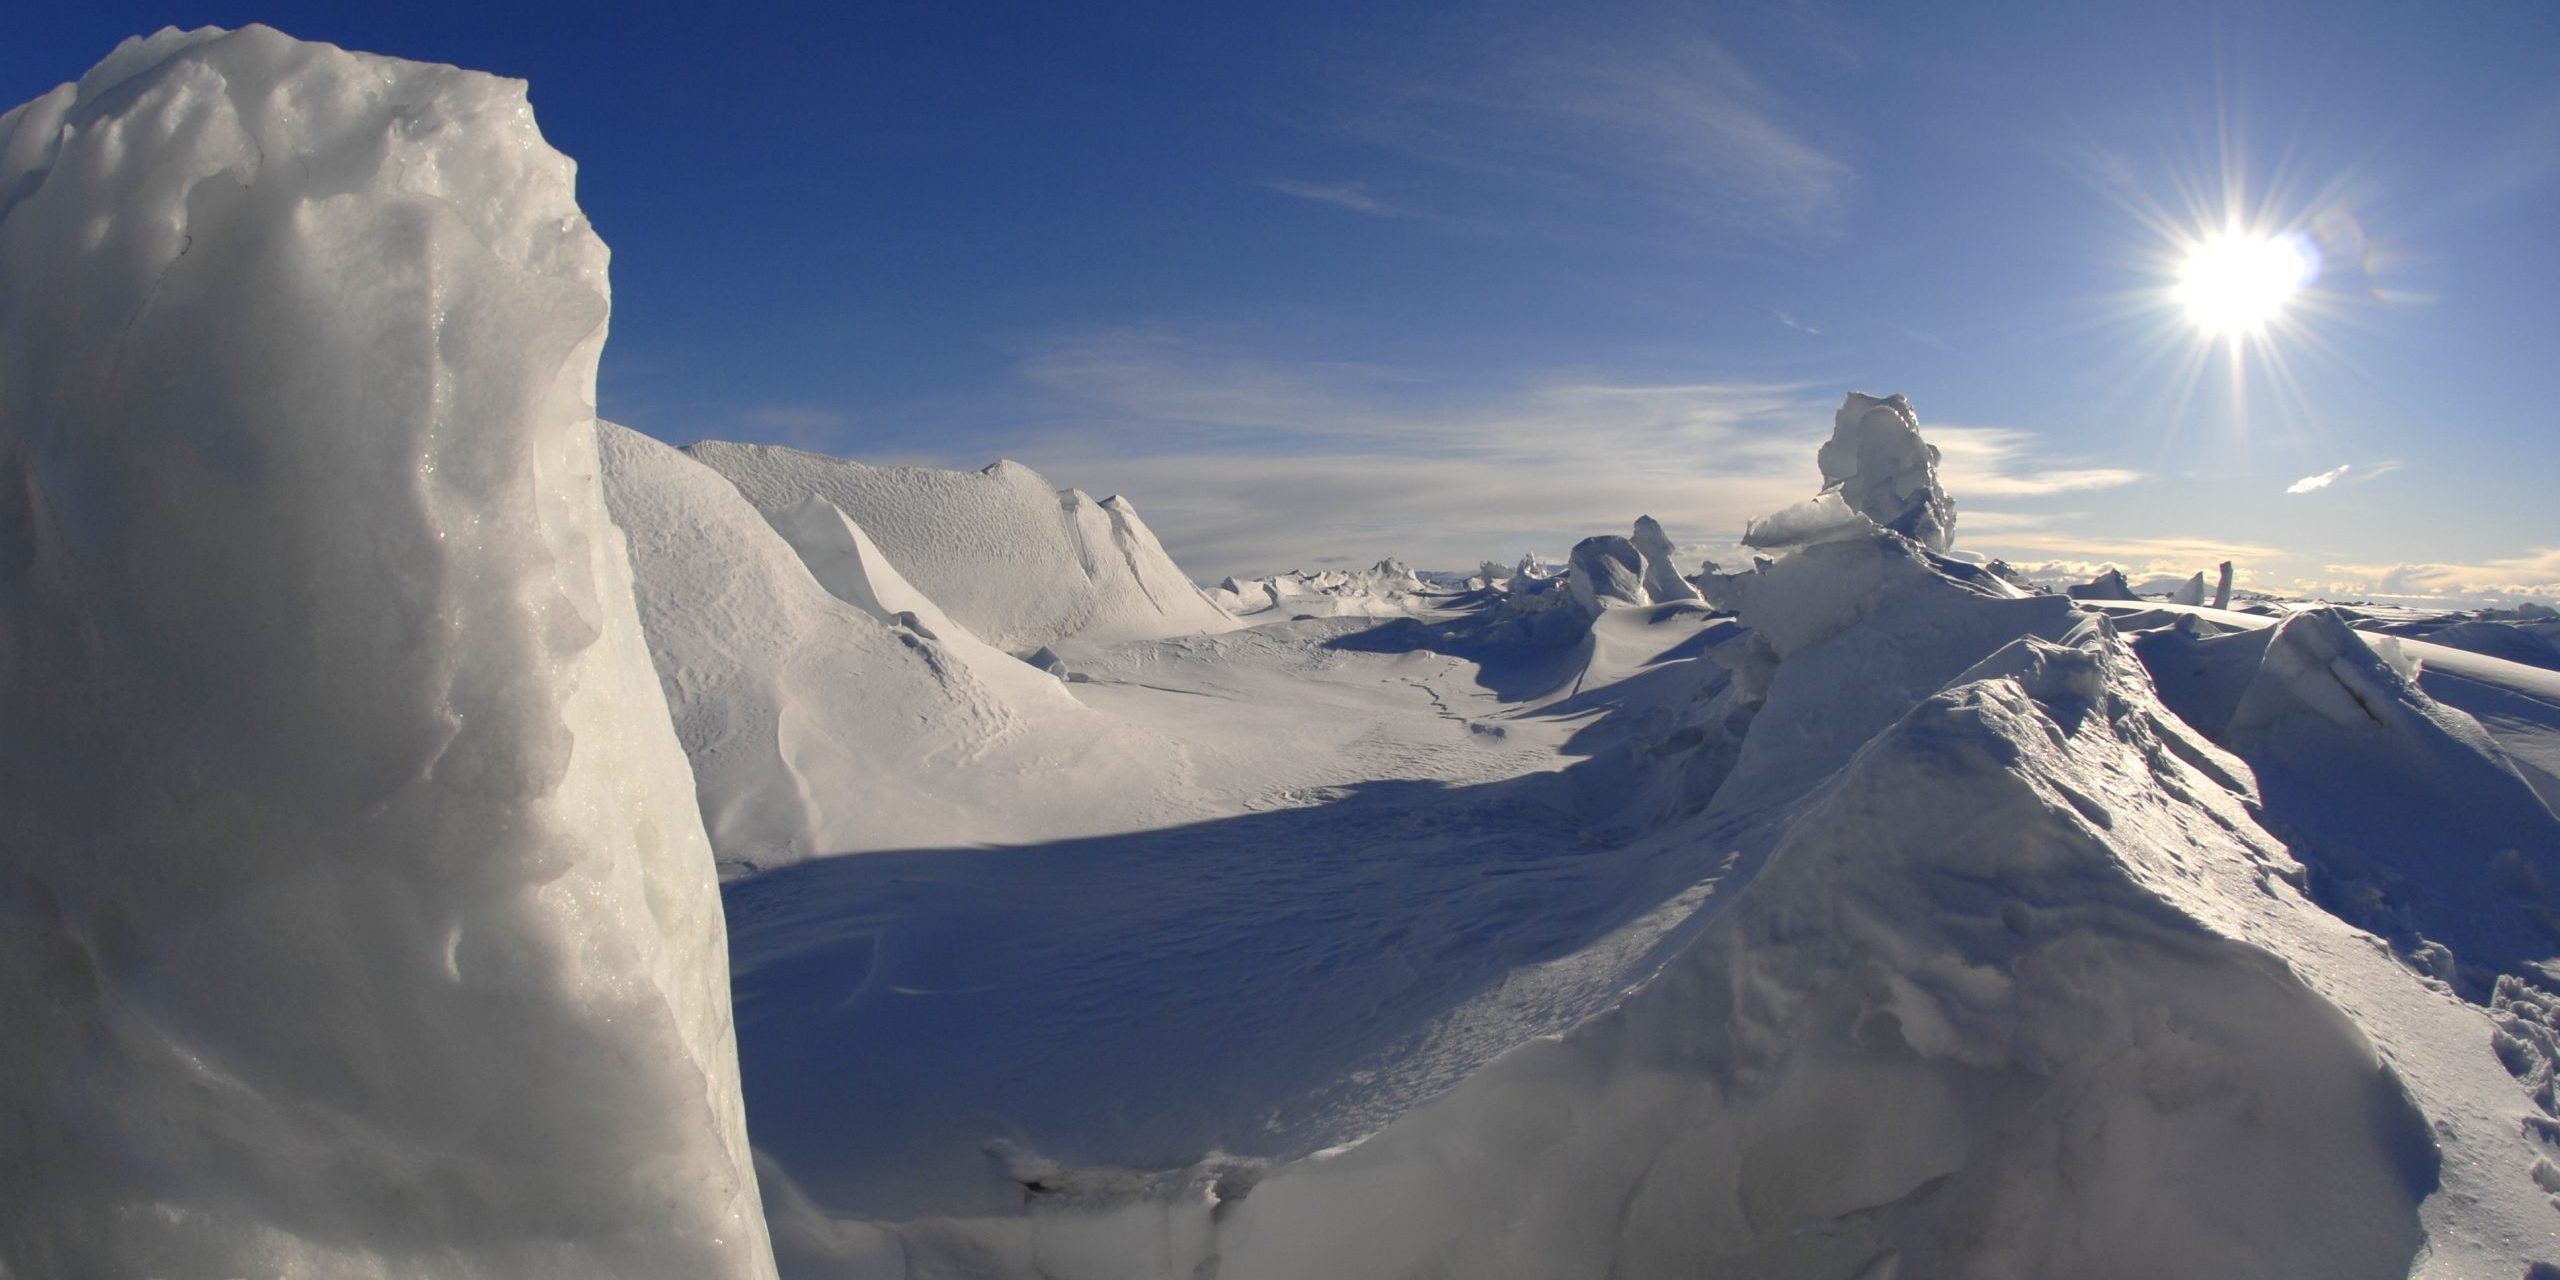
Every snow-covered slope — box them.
[685,441,1235,650]
[1213,626,2445,1280]
[601,425,1182,869]
[756,394,2560,1279]
[0,29,770,1277]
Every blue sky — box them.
[11,2,2557,598]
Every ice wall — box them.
[0,29,771,1277]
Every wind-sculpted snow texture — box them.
[0,29,772,1277]
[2134,609,2560,997]
[792,392,2560,1279]
[686,442,1235,650]
[1210,629,2437,1280]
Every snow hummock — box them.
[0,28,770,1275]
[1208,627,2439,1280]
[1210,558,1442,619]
[686,442,1236,650]
[600,425,1173,870]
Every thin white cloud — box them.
[1007,328,1821,574]
[1926,426,2145,497]
[2324,549,2560,603]
[1319,12,1852,236]
[1259,179,1407,216]
[990,329,2154,579]
[2286,460,2403,496]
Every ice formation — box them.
[686,443,1235,649]
[1207,559,1443,619]
[1814,391,1955,551]
[0,28,771,1276]
[1630,515,1703,603]
[2067,567,2141,601]
[1567,534,1651,614]
[2213,559,2236,609]
[2169,570,2209,605]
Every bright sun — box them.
[2175,231,2314,337]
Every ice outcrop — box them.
[1209,559,1442,619]
[1630,515,1703,603]
[2169,570,2209,605]
[1567,534,1650,614]
[686,442,1236,650]
[2067,567,2141,601]
[0,29,770,1276]
[2213,559,2236,609]
[1816,391,1956,551]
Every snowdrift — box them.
[601,425,1178,869]
[0,28,770,1277]
[685,442,1235,650]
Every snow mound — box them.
[1817,391,1956,551]
[0,29,769,1276]
[1211,628,2436,1280]
[685,442,1235,650]
[601,426,1168,868]
[2361,615,2560,674]
[2134,609,2560,994]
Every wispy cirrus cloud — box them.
[992,328,2154,578]
[1311,10,1853,237]
[2322,549,2560,603]
[1926,426,2145,497]
[1259,179,1408,217]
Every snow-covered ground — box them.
[10,25,2560,1280]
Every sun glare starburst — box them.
[2175,230,2316,337]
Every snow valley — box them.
[6,25,2560,1280]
